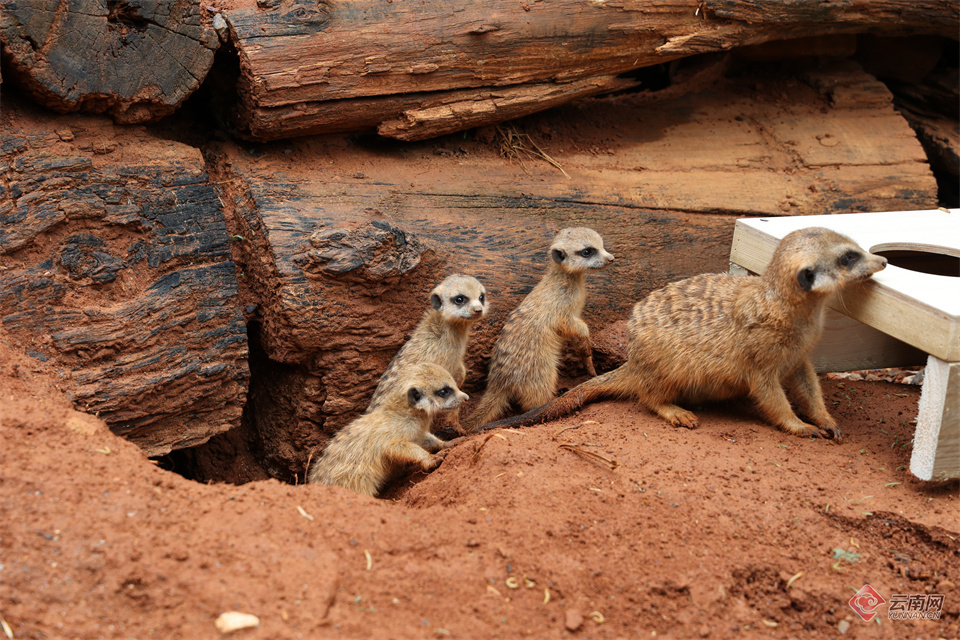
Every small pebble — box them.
[215,612,260,634]
[837,619,850,634]
[564,608,583,632]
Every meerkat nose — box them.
[473,306,483,315]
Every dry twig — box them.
[558,444,619,470]
[495,125,570,178]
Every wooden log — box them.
[210,59,938,479]
[220,0,958,141]
[0,96,248,456]
[0,0,218,123]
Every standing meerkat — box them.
[366,274,487,431]
[463,227,614,429]
[308,363,468,497]
[482,227,887,439]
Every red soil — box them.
[2,336,957,640]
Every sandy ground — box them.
[2,335,957,640]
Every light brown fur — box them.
[464,227,614,429]
[482,227,887,439]
[366,275,486,432]
[308,363,468,497]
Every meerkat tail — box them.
[463,384,513,431]
[478,367,631,431]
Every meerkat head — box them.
[549,227,615,274]
[771,227,887,297]
[430,274,488,323]
[403,363,469,417]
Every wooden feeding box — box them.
[729,209,959,482]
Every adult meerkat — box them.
[482,227,887,439]
[366,274,487,431]
[308,363,468,497]
[463,227,614,429]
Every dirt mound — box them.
[2,337,957,639]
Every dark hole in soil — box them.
[873,249,960,277]
[155,322,279,485]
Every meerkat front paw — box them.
[422,452,446,472]
[818,424,843,442]
[440,436,467,449]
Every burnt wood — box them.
[1,0,218,123]
[0,104,248,455]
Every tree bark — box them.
[0,0,219,123]
[221,0,958,141]
[0,99,248,456]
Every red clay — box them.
[2,337,957,640]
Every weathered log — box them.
[210,59,937,479]
[890,68,960,179]
[0,96,248,456]
[221,0,958,141]
[0,0,218,123]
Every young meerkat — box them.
[366,274,487,431]
[308,362,468,497]
[481,227,887,440]
[463,227,614,429]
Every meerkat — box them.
[463,227,614,429]
[366,274,487,431]
[308,363,468,497]
[481,227,887,439]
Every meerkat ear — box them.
[551,248,566,264]
[430,293,443,310]
[407,387,423,405]
[797,267,817,292]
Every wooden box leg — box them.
[911,356,960,481]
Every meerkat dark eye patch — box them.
[436,386,452,398]
[479,292,485,304]
[430,293,442,310]
[579,247,596,258]
[838,251,861,268]
[452,295,466,305]
[551,249,566,264]
[797,267,817,291]
[408,387,423,404]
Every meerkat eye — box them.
[452,295,466,305]
[579,247,596,258]
[436,386,452,398]
[479,293,485,304]
[839,251,860,268]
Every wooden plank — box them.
[729,210,960,361]
[911,357,960,481]
[812,309,926,373]
[221,0,958,141]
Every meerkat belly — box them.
[506,325,565,382]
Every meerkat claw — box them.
[821,425,843,441]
